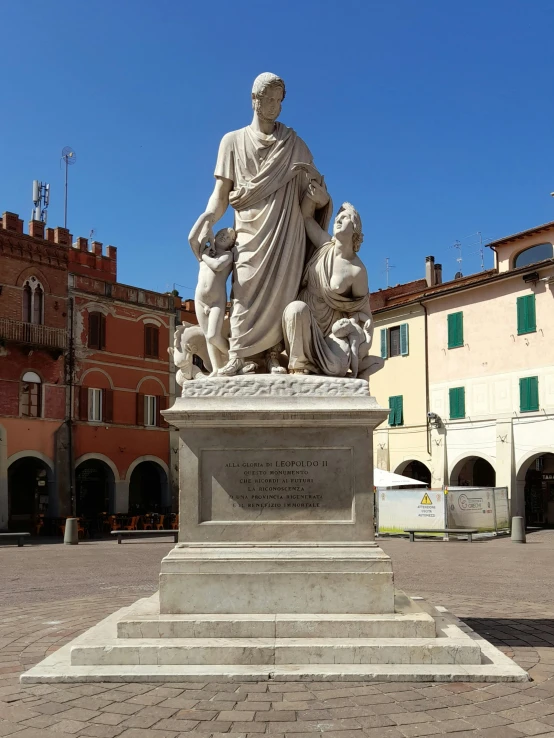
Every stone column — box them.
[0,424,7,532]
[496,419,517,515]
[114,480,129,514]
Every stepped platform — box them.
[21,591,528,683]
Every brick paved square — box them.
[3,535,554,738]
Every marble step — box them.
[71,636,481,667]
[22,663,530,683]
[117,612,436,639]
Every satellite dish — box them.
[62,146,77,164]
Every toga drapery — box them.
[215,122,331,358]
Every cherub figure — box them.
[194,227,235,375]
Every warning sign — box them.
[420,493,433,505]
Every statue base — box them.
[21,376,528,683]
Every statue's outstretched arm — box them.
[188,177,233,259]
[300,185,330,250]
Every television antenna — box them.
[384,257,396,288]
[32,180,50,223]
[61,146,76,229]
[452,239,462,275]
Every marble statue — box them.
[181,72,380,388]
[188,72,332,377]
[282,181,374,379]
[194,227,235,375]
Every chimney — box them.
[434,263,442,285]
[425,255,435,287]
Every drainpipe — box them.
[419,300,431,457]
[68,297,76,517]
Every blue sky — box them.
[2,1,554,296]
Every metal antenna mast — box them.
[32,180,50,223]
[384,257,396,288]
[452,240,463,276]
[61,146,76,229]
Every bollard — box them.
[64,518,79,545]
[511,516,526,543]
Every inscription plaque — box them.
[200,447,354,523]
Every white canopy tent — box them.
[374,468,428,489]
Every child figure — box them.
[194,227,235,375]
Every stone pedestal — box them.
[21,376,529,683]
[160,375,392,616]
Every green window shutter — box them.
[400,323,409,355]
[520,376,539,412]
[388,395,403,426]
[447,312,463,348]
[380,328,388,359]
[397,395,404,425]
[449,387,465,419]
[517,295,536,335]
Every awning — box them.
[374,468,428,489]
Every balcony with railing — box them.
[0,318,67,350]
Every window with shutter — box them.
[88,313,106,349]
[104,389,114,423]
[380,328,388,359]
[79,386,89,420]
[400,323,409,355]
[389,326,401,357]
[136,393,145,425]
[89,313,100,349]
[449,387,465,419]
[144,325,159,358]
[88,388,103,421]
[388,395,403,426]
[520,376,539,412]
[447,312,463,349]
[158,395,169,428]
[144,395,157,426]
[517,295,536,335]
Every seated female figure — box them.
[282,180,373,377]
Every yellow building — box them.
[371,222,554,523]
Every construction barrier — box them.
[376,486,510,535]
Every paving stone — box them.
[218,711,255,721]
[102,703,144,716]
[117,730,180,738]
[143,719,200,732]
[389,712,434,726]
[0,723,25,737]
[233,723,267,733]
[172,710,218,721]
[48,718,91,734]
[78,726,125,738]
[396,724,443,737]
[254,712,296,722]
[91,713,129,726]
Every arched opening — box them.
[514,243,553,269]
[128,461,168,514]
[450,456,496,487]
[22,277,44,325]
[76,459,115,520]
[20,371,42,418]
[8,457,52,533]
[521,453,554,527]
[395,460,431,486]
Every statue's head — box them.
[214,227,236,252]
[251,72,286,123]
[333,203,364,252]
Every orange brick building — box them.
[0,211,195,533]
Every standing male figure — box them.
[189,72,332,375]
